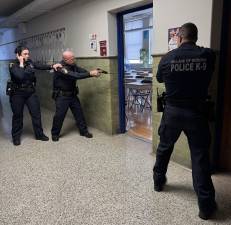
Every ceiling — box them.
[0,0,74,28]
[0,0,150,28]
[0,0,34,17]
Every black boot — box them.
[36,134,49,141]
[13,138,21,146]
[199,202,217,220]
[80,131,93,138]
[153,173,167,192]
[52,135,59,142]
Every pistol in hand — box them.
[57,67,68,75]
[96,68,108,74]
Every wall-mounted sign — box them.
[99,40,107,56]
[89,33,97,40]
[90,40,97,51]
[168,27,180,51]
[89,33,97,51]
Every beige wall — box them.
[0,61,12,136]
[1,0,217,57]
[14,0,151,57]
[153,0,214,54]
[0,29,18,60]
[0,0,152,59]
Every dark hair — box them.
[179,23,198,43]
[14,45,29,55]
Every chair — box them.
[130,89,152,112]
[135,75,145,79]
[141,79,152,83]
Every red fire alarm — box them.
[99,40,107,56]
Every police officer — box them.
[9,46,62,146]
[153,23,217,220]
[51,50,101,142]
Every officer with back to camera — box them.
[153,23,217,220]
[9,45,62,146]
[51,50,102,142]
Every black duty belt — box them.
[55,89,77,97]
[166,99,205,108]
[15,83,36,89]
[13,83,35,92]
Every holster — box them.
[52,90,60,100]
[6,80,15,96]
[157,89,166,112]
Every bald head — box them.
[63,50,75,65]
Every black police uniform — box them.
[153,42,216,214]
[51,61,92,139]
[9,59,52,143]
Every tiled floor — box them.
[0,108,231,225]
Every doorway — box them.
[217,0,231,172]
[117,4,153,141]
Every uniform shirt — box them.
[9,59,52,85]
[53,60,91,92]
[157,42,216,102]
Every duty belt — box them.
[165,99,205,108]
[13,83,36,92]
[15,83,36,89]
[55,89,77,97]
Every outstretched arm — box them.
[33,62,63,71]
[60,66,101,79]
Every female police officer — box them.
[9,45,61,146]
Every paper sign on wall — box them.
[168,27,180,51]
[99,40,107,56]
[90,40,97,51]
[89,33,97,51]
[89,33,97,40]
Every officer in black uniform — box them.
[153,23,217,220]
[51,50,101,142]
[9,46,62,146]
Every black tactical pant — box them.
[10,92,44,139]
[51,95,88,137]
[153,104,215,212]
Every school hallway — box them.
[0,108,231,225]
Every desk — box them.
[125,81,152,111]
[124,78,137,83]
[126,81,152,90]
[124,74,153,82]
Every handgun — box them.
[56,67,68,74]
[97,68,108,74]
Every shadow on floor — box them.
[165,183,231,222]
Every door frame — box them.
[116,3,153,133]
[213,0,230,170]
